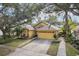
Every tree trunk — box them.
[7,28,11,38]
[64,11,72,42]
[1,29,6,39]
[64,11,68,40]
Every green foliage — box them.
[49,16,57,21]
[60,19,77,43]
[68,19,77,30]
[66,33,74,43]
[14,26,23,37]
[27,4,45,16]
[60,19,77,31]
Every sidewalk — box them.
[57,37,66,56]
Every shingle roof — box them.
[34,21,48,28]
[21,24,34,30]
[25,25,34,30]
[36,26,56,31]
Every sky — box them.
[57,13,79,23]
[32,12,49,24]
[34,11,79,23]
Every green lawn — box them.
[66,43,79,56]
[5,39,31,48]
[47,41,59,56]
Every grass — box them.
[47,41,59,56]
[0,36,34,48]
[66,43,79,56]
[0,46,14,56]
[18,39,35,48]
[4,39,29,48]
[0,38,13,44]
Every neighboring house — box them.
[36,25,59,40]
[21,25,35,39]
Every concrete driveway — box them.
[8,39,51,56]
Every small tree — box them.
[14,26,23,38]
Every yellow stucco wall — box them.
[22,30,35,38]
[29,30,35,38]
[22,29,57,40]
[37,31,55,40]
[22,30,28,37]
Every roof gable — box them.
[25,25,34,30]
[36,25,56,31]
[34,21,48,28]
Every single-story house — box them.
[36,25,59,40]
[21,25,35,39]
